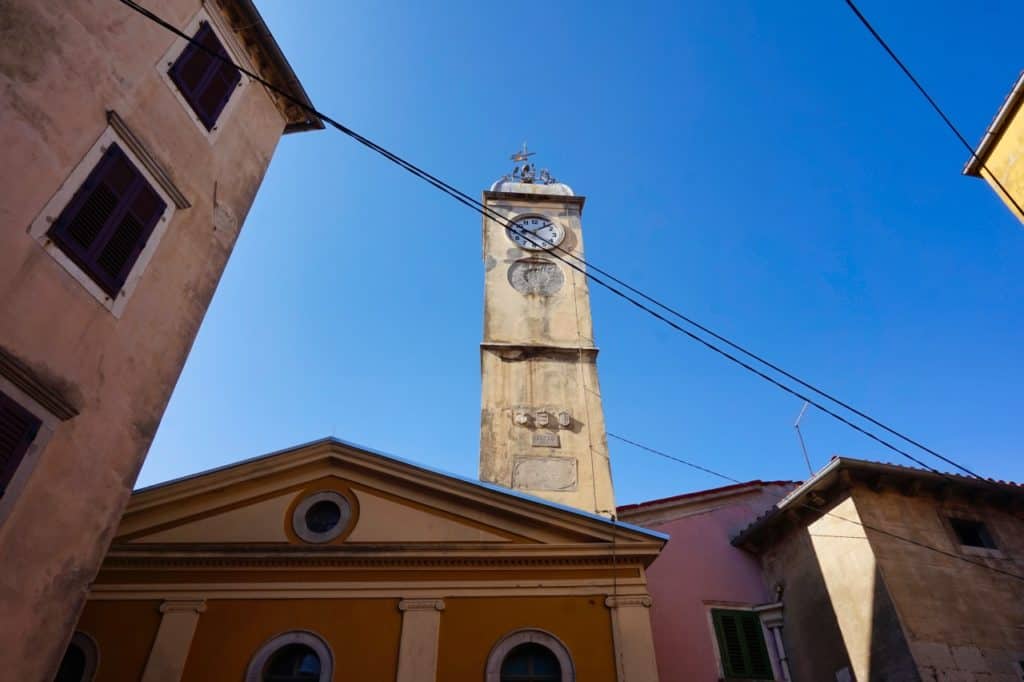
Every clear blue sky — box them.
[138,0,1024,504]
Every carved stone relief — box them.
[508,259,564,296]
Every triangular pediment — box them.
[115,438,665,555]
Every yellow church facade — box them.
[965,70,1024,224]
[70,438,664,681]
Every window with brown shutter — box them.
[0,390,42,497]
[712,609,774,680]
[168,21,241,130]
[47,143,167,297]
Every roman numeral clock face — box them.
[506,216,565,250]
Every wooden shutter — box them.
[712,609,773,680]
[48,143,167,296]
[168,21,241,130]
[0,391,42,497]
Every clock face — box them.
[506,216,565,251]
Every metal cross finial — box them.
[510,142,535,163]
[503,142,557,185]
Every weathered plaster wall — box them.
[479,189,615,515]
[0,1,290,678]
[854,486,1024,681]
[619,484,791,682]
[760,494,919,682]
[977,100,1024,224]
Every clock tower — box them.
[479,148,615,515]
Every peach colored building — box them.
[0,1,320,679]
[619,480,798,682]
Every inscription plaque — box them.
[531,432,561,448]
[512,456,577,491]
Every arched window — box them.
[245,631,333,682]
[486,629,575,682]
[501,642,562,681]
[54,632,98,682]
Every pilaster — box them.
[140,599,206,682]
[396,598,445,682]
[605,596,659,682]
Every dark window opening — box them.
[501,642,561,682]
[712,609,773,680]
[0,390,42,497]
[47,143,166,297]
[54,642,86,682]
[263,643,320,682]
[168,21,241,130]
[304,500,342,534]
[950,517,997,549]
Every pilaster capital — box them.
[604,596,652,609]
[399,598,445,612]
[159,599,207,614]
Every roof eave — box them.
[219,0,324,134]
[963,70,1024,177]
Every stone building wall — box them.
[854,485,1024,681]
[0,1,313,678]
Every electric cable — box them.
[609,432,1024,584]
[115,0,997,486]
[841,0,1024,218]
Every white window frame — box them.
[156,6,251,144]
[28,127,176,318]
[0,375,62,526]
[245,630,333,682]
[485,628,575,682]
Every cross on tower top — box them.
[504,143,556,185]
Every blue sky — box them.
[138,0,1024,504]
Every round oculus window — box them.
[292,491,351,543]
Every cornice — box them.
[0,346,79,420]
[483,191,586,209]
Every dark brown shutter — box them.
[0,391,42,497]
[48,143,167,296]
[168,22,240,130]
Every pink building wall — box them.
[619,481,797,681]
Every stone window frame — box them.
[60,631,100,682]
[291,490,352,544]
[485,628,575,682]
[0,375,62,527]
[156,6,251,144]
[244,630,333,682]
[937,507,1006,560]
[28,125,178,318]
[703,602,781,682]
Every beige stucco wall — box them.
[478,188,615,515]
[759,494,919,681]
[854,486,1024,681]
[0,1,294,678]
[977,100,1024,224]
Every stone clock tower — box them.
[479,149,615,515]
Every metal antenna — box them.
[794,401,814,475]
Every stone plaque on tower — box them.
[478,147,615,515]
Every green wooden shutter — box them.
[712,609,774,680]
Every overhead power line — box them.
[608,432,1024,585]
[115,0,992,486]
[841,0,1024,218]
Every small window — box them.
[0,389,42,498]
[501,642,561,682]
[47,143,167,297]
[245,631,332,682]
[54,632,98,682]
[263,643,320,682]
[711,609,773,680]
[291,491,351,544]
[949,517,997,549]
[168,21,241,130]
